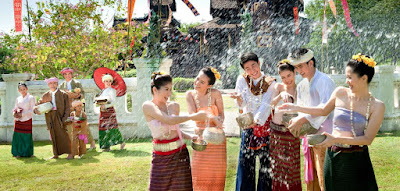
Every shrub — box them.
[117,69,136,78]
[172,77,194,92]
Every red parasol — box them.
[93,67,127,97]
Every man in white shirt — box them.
[231,52,277,191]
[287,48,335,191]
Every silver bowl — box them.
[307,134,327,145]
[236,112,254,129]
[203,128,225,145]
[191,139,207,151]
[282,113,298,127]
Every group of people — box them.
[11,67,125,159]
[10,47,384,191]
[143,48,384,191]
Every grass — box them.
[173,92,238,113]
[0,131,399,190]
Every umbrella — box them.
[93,67,127,97]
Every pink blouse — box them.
[13,93,36,122]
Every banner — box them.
[293,7,299,34]
[341,0,359,36]
[322,0,328,44]
[329,0,337,18]
[127,0,136,24]
[14,0,22,32]
[181,0,200,16]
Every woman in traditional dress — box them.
[11,82,36,158]
[269,60,301,191]
[279,53,384,191]
[142,72,207,191]
[98,74,125,151]
[186,67,227,191]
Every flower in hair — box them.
[151,71,165,80]
[210,67,221,80]
[352,53,376,68]
[279,59,291,64]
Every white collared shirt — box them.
[50,89,59,109]
[297,69,335,133]
[66,80,72,91]
[234,73,277,125]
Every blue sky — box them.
[0,0,310,34]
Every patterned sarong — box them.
[269,122,301,191]
[99,107,123,149]
[150,141,193,191]
[14,119,33,134]
[12,119,34,157]
[324,145,378,191]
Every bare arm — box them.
[142,101,206,125]
[320,100,385,146]
[185,91,197,115]
[279,87,342,116]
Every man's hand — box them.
[287,116,305,137]
[229,92,243,106]
[33,108,41,115]
[243,121,257,129]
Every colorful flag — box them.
[341,0,359,36]
[293,7,299,34]
[127,0,136,24]
[14,0,22,32]
[181,0,200,16]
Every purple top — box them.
[333,107,367,137]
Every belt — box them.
[330,145,367,153]
[334,143,352,148]
[153,137,185,155]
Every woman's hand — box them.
[191,110,208,122]
[14,112,22,119]
[277,103,298,113]
[316,132,336,147]
[211,116,224,129]
[280,92,294,103]
[100,105,106,112]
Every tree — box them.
[5,0,147,79]
[305,0,400,73]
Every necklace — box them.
[195,88,212,128]
[155,102,171,138]
[350,93,372,137]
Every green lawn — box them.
[1,132,399,190]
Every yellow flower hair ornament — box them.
[277,59,291,67]
[210,67,221,80]
[151,71,165,80]
[352,53,376,68]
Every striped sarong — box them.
[12,119,34,157]
[150,144,193,191]
[191,140,227,191]
[269,122,302,191]
[324,145,378,191]
[14,119,33,134]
